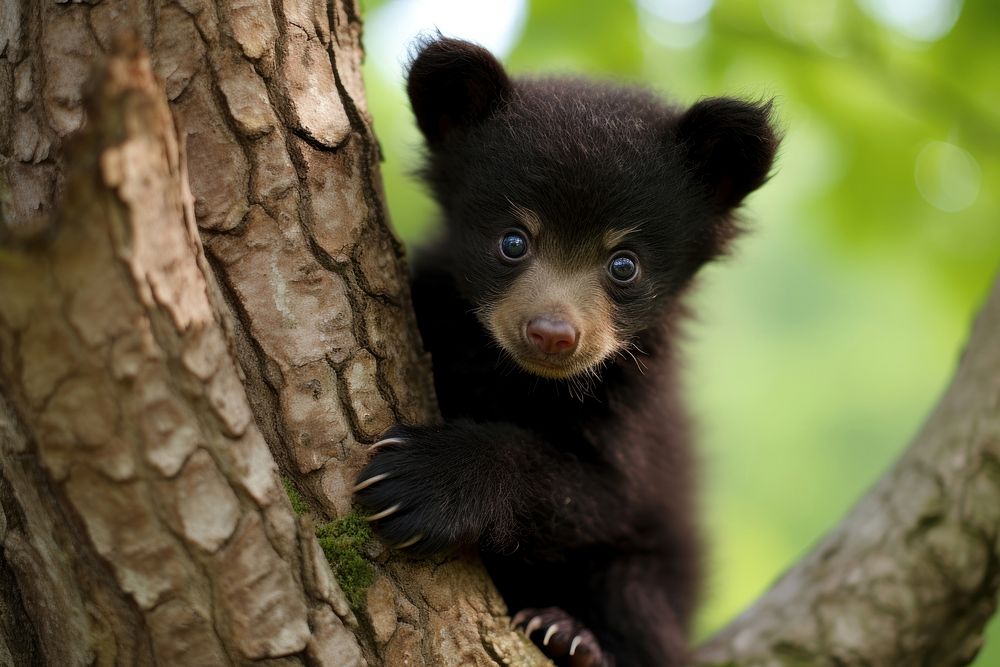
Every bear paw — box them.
[513,607,612,667]
[352,426,486,555]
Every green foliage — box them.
[315,513,375,609]
[362,0,1000,661]
[506,0,644,75]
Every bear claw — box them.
[352,472,390,493]
[364,504,400,522]
[513,607,609,667]
[370,436,406,452]
[393,532,424,549]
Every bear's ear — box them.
[407,37,513,145]
[674,97,779,210]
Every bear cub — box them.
[354,37,779,667]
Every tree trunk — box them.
[1,1,539,664]
[1,0,998,665]
[0,36,362,664]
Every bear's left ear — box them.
[673,97,779,210]
[407,37,513,146]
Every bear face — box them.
[408,37,778,380]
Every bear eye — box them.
[608,252,639,284]
[499,230,529,261]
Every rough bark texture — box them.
[0,40,360,664]
[696,273,1000,667]
[1,0,541,664]
[1,0,998,664]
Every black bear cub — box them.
[354,37,779,667]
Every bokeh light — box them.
[637,0,715,23]
[857,0,963,41]
[915,140,982,212]
[366,0,528,79]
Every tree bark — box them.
[1,0,998,665]
[1,0,539,665]
[0,37,361,664]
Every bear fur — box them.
[354,36,779,667]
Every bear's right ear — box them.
[407,37,513,145]
[673,97,779,211]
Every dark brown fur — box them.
[354,37,779,666]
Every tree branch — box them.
[697,273,1000,665]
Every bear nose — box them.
[526,317,578,355]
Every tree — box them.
[0,3,997,667]
[694,274,1000,666]
[0,3,534,664]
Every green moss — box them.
[279,480,374,608]
[315,513,374,609]
[282,478,309,516]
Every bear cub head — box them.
[408,37,779,380]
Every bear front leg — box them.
[352,422,523,555]
[353,420,628,556]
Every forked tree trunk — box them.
[1,1,998,666]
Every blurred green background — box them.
[359,0,1000,660]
